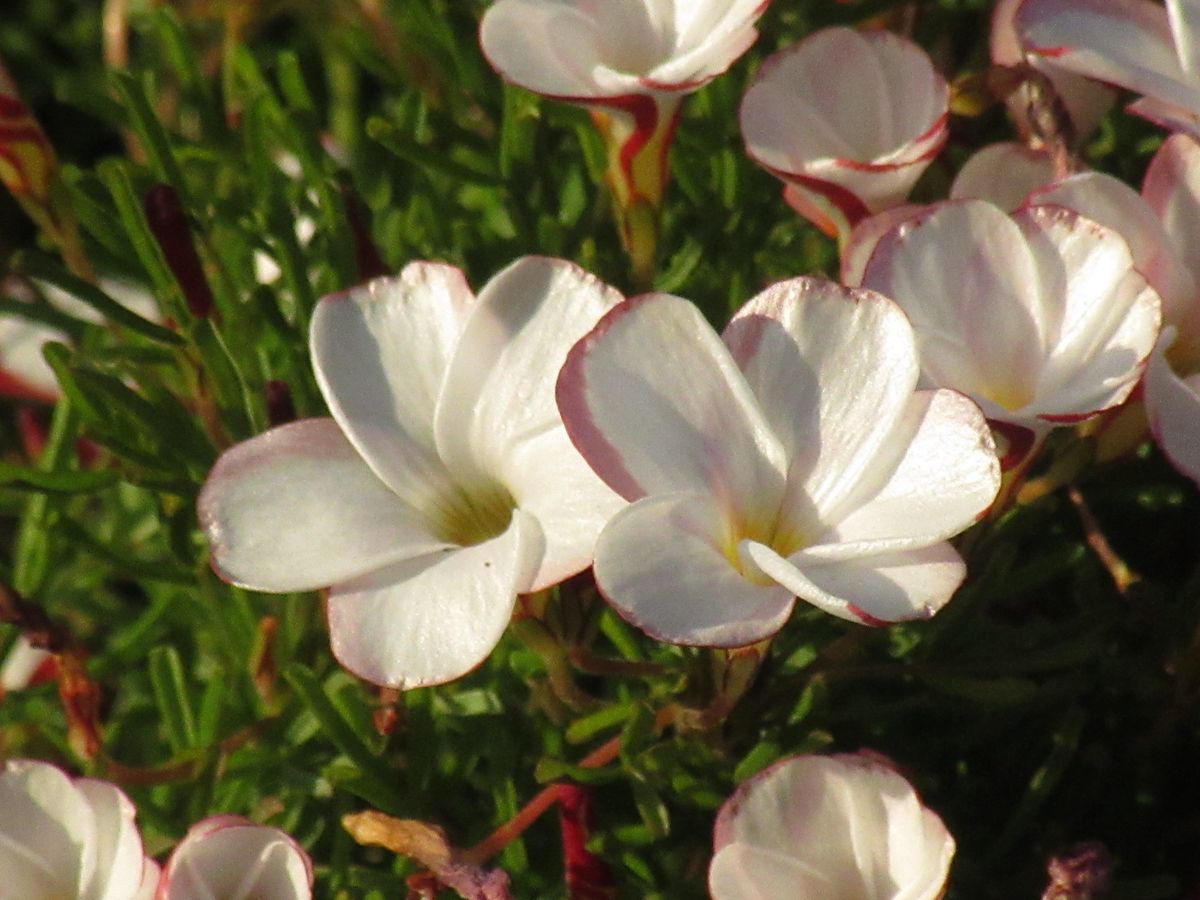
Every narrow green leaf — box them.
[0,462,116,493]
[149,644,198,752]
[111,71,188,196]
[368,117,504,187]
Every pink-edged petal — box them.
[159,817,312,900]
[594,492,795,647]
[1129,94,1200,137]
[840,204,925,286]
[0,760,94,896]
[136,861,161,900]
[434,256,622,485]
[1016,206,1162,419]
[1028,172,1195,331]
[950,143,1057,211]
[709,844,838,899]
[741,28,948,218]
[741,540,966,625]
[991,0,1116,141]
[1017,0,1200,117]
[501,428,625,591]
[558,292,786,505]
[198,419,447,593]
[326,510,544,689]
[1143,133,1200,362]
[74,779,149,900]
[310,263,471,511]
[641,0,767,88]
[818,389,999,546]
[861,200,1047,416]
[722,278,921,527]
[710,753,954,900]
[1146,329,1200,486]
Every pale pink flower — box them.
[991,0,1115,143]
[157,816,312,900]
[740,27,949,240]
[200,258,623,688]
[1017,0,1200,137]
[857,200,1162,447]
[708,753,955,900]
[0,759,159,899]
[558,277,999,643]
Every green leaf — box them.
[368,117,504,187]
[0,462,116,494]
[149,644,198,752]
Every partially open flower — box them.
[558,277,998,643]
[480,0,769,279]
[709,753,955,900]
[740,27,949,241]
[200,257,623,688]
[857,200,1162,453]
[157,816,312,900]
[1017,0,1200,137]
[0,759,159,899]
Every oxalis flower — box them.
[855,200,1162,465]
[479,0,769,280]
[0,759,159,899]
[740,27,949,242]
[200,257,623,688]
[1017,0,1200,137]
[557,277,999,642]
[157,816,312,900]
[708,753,955,900]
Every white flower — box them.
[199,257,623,688]
[708,753,955,900]
[156,816,312,900]
[1017,0,1200,137]
[857,200,1162,440]
[740,27,949,240]
[0,634,56,694]
[949,142,1057,212]
[557,277,999,642]
[0,759,158,900]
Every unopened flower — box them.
[857,200,1161,450]
[200,257,623,688]
[708,753,955,900]
[0,634,56,695]
[157,816,312,900]
[480,0,768,278]
[740,27,949,241]
[1017,0,1200,137]
[558,277,998,642]
[0,759,158,899]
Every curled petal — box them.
[1145,329,1200,487]
[327,510,544,689]
[1143,133,1200,364]
[710,753,954,900]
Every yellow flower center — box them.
[430,481,516,547]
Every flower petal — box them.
[310,262,472,511]
[434,256,622,484]
[74,779,147,900]
[1146,329,1200,487]
[818,389,999,546]
[199,419,447,593]
[502,428,625,591]
[159,817,311,900]
[594,493,795,647]
[722,277,923,527]
[950,143,1056,211]
[742,540,966,625]
[0,761,92,896]
[326,510,544,688]
[1017,0,1200,120]
[1143,133,1200,362]
[558,292,787,505]
[709,844,838,900]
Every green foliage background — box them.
[1,1,1199,897]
